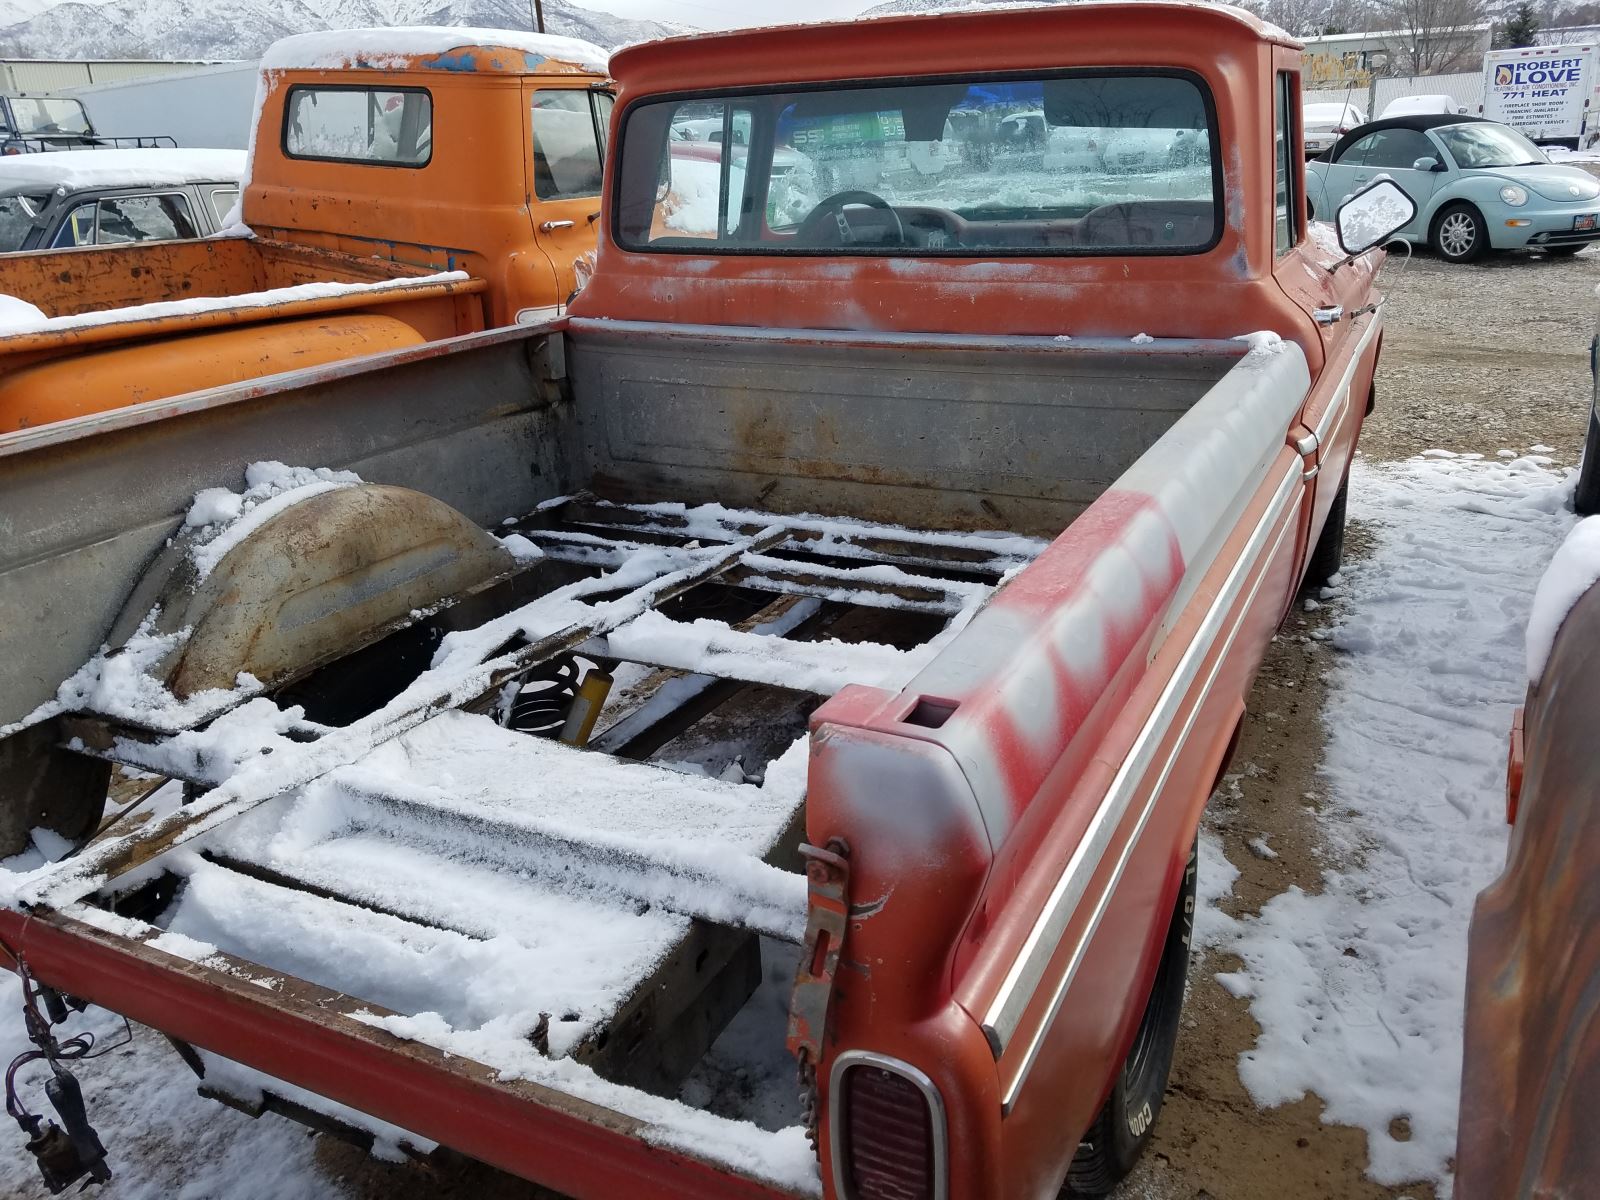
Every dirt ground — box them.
[1116,239,1596,1200]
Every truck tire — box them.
[1576,409,1600,516]
[1431,203,1488,263]
[1063,836,1197,1198]
[1305,480,1348,588]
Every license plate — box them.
[1576,214,1597,231]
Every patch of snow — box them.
[0,295,47,334]
[1526,515,1600,681]
[189,461,363,578]
[1232,330,1285,355]
[1247,835,1278,861]
[260,27,608,76]
[0,972,349,1200]
[496,532,544,562]
[1131,332,1154,344]
[0,272,467,341]
[1206,453,1575,1193]
[1530,443,1556,455]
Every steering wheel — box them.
[793,190,906,247]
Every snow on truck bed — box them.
[0,270,469,339]
[0,463,1042,1194]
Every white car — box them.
[1303,101,1364,158]
[1381,94,1471,118]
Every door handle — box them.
[539,220,576,233]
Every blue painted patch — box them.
[522,52,550,71]
[422,50,480,72]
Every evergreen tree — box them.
[1500,2,1541,48]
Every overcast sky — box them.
[571,0,880,32]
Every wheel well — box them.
[1430,198,1483,236]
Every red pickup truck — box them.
[0,6,1403,1199]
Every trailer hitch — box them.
[4,956,122,1194]
[786,838,850,1150]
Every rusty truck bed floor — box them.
[1,494,1044,1194]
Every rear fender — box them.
[116,483,518,700]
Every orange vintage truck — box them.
[0,5,1409,1199]
[0,25,612,431]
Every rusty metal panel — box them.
[0,325,570,730]
[1457,580,1600,1198]
[565,319,1239,537]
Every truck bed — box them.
[0,319,1312,1198]
[0,237,485,356]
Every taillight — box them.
[833,1055,946,1200]
[1333,125,1348,134]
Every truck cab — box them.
[0,27,612,430]
[244,28,614,326]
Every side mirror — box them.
[1333,178,1417,261]
[1412,156,1445,172]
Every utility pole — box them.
[532,0,545,32]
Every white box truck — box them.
[1482,44,1600,148]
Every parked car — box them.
[1305,114,1600,261]
[1381,93,1471,118]
[0,147,243,254]
[1303,100,1365,158]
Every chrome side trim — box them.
[829,1050,949,1200]
[980,458,1304,1060]
[1311,308,1383,449]
[1294,432,1319,456]
[1303,464,1320,481]
[994,467,1303,1110]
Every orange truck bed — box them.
[0,237,487,428]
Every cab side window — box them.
[49,192,201,248]
[95,193,199,244]
[1335,132,1380,165]
[1358,129,1433,170]
[531,90,610,201]
[50,202,96,248]
[1274,71,1299,254]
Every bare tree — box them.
[1377,0,1488,73]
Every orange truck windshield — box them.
[615,71,1221,256]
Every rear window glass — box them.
[283,86,432,166]
[615,72,1219,257]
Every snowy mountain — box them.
[0,0,686,61]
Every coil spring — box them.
[504,654,582,737]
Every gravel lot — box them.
[1360,244,1595,463]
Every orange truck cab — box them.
[0,26,611,432]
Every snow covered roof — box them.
[260,27,608,77]
[0,148,244,195]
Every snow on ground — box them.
[1202,451,1576,1195]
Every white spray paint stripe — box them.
[981,456,1304,1061]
